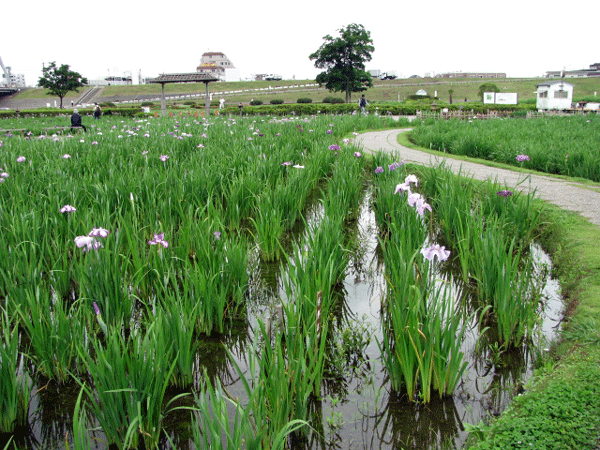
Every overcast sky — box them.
[3,0,598,86]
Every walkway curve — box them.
[355,129,600,227]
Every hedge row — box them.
[0,107,143,119]
[0,101,536,120]
[220,101,535,117]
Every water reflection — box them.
[16,186,563,450]
[375,392,463,450]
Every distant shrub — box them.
[323,96,344,104]
[100,102,116,107]
[297,98,313,104]
[141,101,154,107]
[250,99,263,106]
[183,101,195,106]
[270,99,284,105]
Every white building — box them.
[89,75,133,86]
[196,52,240,82]
[1,71,26,87]
[535,81,574,111]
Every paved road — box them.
[354,128,600,227]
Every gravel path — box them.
[355,128,600,227]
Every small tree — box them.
[478,83,500,102]
[38,62,88,109]
[309,24,374,103]
[448,89,454,105]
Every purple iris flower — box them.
[394,182,411,195]
[414,197,432,216]
[149,232,169,248]
[88,227,110,238]
[404,174,418,186]
[497,190,514,197]
[328,144,341,151]
[388,161,404,171]
[159,155,169,162]
[74,236,103,252]
[375,166,384,174]
[60,204,76,213]
[421,244,451,262]
[516,154,530,162]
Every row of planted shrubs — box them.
[222,102,534,116]
[0,107,142,120]
[0,100,536,120]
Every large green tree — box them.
[309,24,375,103]
[38,62,88,109]
[478,82,500,101]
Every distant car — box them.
[265,74,282,81]
[379,72,397,80]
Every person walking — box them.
[93,103,102,120]
[359,94,368,114]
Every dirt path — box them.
[354,128,600,227]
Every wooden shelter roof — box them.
[148,73,220,84]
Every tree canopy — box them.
[309,24,374,103]
[38,62,88,109]
[478,83,500,101]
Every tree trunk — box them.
[345,80,351,103]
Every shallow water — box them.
[11,189,562,450]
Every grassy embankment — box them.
[12,77,600,106]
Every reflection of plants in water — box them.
[326,398,345,431]
[472,343,529,418]
[325,315,375,383]
[375,391,463,450]
[193,322,251,390]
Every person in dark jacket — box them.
[93,103,102,120]
[70,109,87,132]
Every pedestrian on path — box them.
[359,95,368,114]
[93,103,102,120]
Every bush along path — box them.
[355,128,600,449]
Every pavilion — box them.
[148,72,220,117]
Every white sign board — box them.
[483,92,495,104]
[495,93,518,105]
[483,92,518,105]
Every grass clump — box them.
[466,346,600,450]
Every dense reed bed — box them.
[409,115,600,182]
[0,113,556,449]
